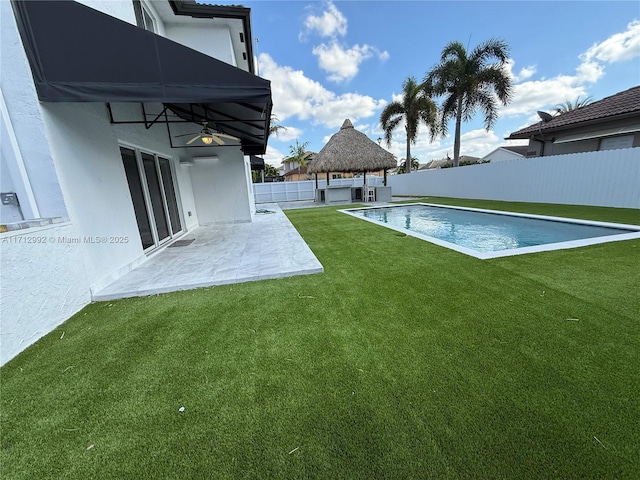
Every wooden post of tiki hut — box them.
[308,119,397,204]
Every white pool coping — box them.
[339,203,640,260]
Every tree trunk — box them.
[453,97,463,167]
[405,127,412,173]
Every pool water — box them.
[342,203,640,259]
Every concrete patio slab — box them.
[92,203,323,301]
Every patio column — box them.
[326,172,330,186]
[384,168,387,186]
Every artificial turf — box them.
[1,198,639,479]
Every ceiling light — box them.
[201,135,214,145]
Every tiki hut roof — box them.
[308,119,397,173]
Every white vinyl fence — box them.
[388,148,640,209]
[254,176,385,203]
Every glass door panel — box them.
[159,157,182,235]
[121,147,154,249]
[142,153,170,243]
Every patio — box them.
[92,203,323,301]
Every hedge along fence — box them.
[388,148,640,209]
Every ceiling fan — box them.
[175,123,239,145]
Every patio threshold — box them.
[92,204,323,301]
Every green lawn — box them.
[2,198,639,479]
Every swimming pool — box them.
[341,203,640,259]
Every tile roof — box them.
[507,86,640,139]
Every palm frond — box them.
[554,96,593,114]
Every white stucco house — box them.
[0,0,272,365]
[480,145,528,163]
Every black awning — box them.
[12,0,272,155]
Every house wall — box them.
[75,0,137,24]
[388,148,640,209]
[1,0,257,365]
[0,222,92,365]
[174,163,199,231]
[541,138,600,156]
[164,24,236,67]
[39,103,152,293]
[190,152,252,224]
[1,89,40,222]
[0,1,68,220]
[527,118,640,157]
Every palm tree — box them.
[397,157,420,174]
[269,114,287,138]
[380,76,438,173]
[287,139,310,175]
[425,38,512,167]
[554,96,593,115]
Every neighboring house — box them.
[507,86,640,157]
[283,165,311,182]
[282,152,315,181]
[480,145,528,163]
[0,0,272,364]
[421,157,452,170]
[420,155,480,170]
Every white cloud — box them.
[500,76,588,117]
[262,145,286,167]
[301,2,389,83]
[504,59,537,82]
[301,2,347,39]
[581,20,640,63]
[575,60,605,83]
[312,42,389,82]
[270,126,303,143]
[259,53,386,129]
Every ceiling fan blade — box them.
[211,135,225,145]
[215,133,240,140]
[186,134,201,145]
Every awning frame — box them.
[106,102,269,149]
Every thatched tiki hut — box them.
[308,119,397,189]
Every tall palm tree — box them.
[554,96,593,115]
[425,38,512,167]
[380,76,438,173]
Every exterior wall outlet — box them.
[1,192,19,206]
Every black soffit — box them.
[11,0,272,155]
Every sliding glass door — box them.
[120,147,182,251]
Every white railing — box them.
[254,176,385,203]
[388,148,640,209]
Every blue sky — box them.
[218,1,639,166]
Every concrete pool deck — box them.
[93,203,323,301]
